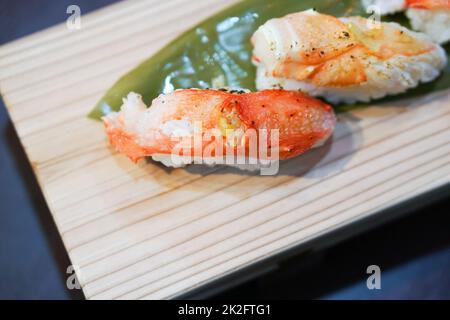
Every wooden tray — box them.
[1,0,450,299]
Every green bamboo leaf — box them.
[88,0,450,120]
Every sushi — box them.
[362,0,407,15]
[406,0,450,44]
[363,0,450,44]
[252,9,447,104]
[102,89,336,171]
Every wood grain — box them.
[1,0,450,299]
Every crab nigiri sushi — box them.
[252,9,447,104]
[102,89,335,171]
[363,0,450,44]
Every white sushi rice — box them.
[257,46,446,104]
[406,8,450,44]
[151,154,274,172]
[255,21,447,104]
[362,0,406,15]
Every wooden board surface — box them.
[1,0,450,299]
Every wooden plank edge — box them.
[177,181,450,299]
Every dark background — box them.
[1,0,450,300]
